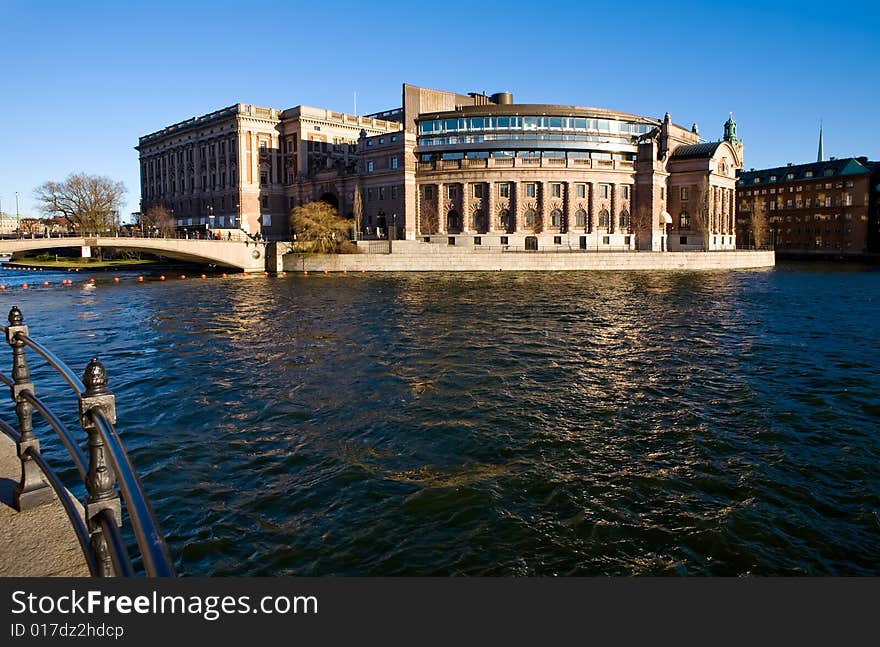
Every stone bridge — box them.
[0,236,273,272]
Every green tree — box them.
[291,201,353,253]
[34,173,126,234]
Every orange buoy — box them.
[323,269,328,275]
[113,277,120,283]
[221,273,227,279]
[137,276,144,282]
[22,284,28,290]
[200,274,206,279]
[180,275,186,279]
[303,270,308,275]
[160,275,166,281]
[89,278,95,283]
[0,285,6,290]
[281,272,286,277]
[43,281,49,286]
[264,271,269,276]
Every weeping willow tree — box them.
[290,201,355,253]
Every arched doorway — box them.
[320,192,339,210]
[447,209,461,233]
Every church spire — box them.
[817,121,824,162]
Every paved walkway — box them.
[0,434,90,577]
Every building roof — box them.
[669,142,724,159]
[737,157,872,186]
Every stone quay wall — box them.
[284,242,775,273]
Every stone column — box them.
[271,136,279,185]
[539,181,548,232]
[437,182,445,234]
[729,189,735,235]
[487,181,497,232]
[508,182,522,232]
[461,182,470,233]
[610,183,618,234]
[588,182,596,233]
[563,181,572,232]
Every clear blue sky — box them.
[1,0,878,221]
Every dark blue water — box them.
[3,262,879,575]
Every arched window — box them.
[575,209,586,228]
[499,208,511,231]
[598,209,610,228]
[524,208,536,228]
[550,209,562,227]
[447,209,460,231]
[679,211,689,229]
[619,209,630,229]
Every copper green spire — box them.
[723,113,738,144]
[817,121,824,162]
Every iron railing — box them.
[0,306,174,577]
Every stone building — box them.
[736,157,875,253]
[136,104,398,238]
[138,84,743,251]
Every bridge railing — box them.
[1,229,261,243]
[0,307,174,577]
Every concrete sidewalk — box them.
[0,434,89,577]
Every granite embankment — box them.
[284,242,775,273]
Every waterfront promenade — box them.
[0,435,89,577]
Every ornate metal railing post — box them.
[6,307,54,511]
[79,358,122,577]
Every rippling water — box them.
[3,262,879,575]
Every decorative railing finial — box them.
[83,358,109,395]
[8,306,23,326]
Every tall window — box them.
[680,187,689,201]
[524,209,536,227]
[447,185,457,199]
[679,211,689,229]
[600,185,610,199]
[425,186,433,200]
[598,209,610,228]
[367,161,374,173]
[499,183,510,198]
[473,184,484,198]
[619,209,630,229]
[575,209,586,227]
[525,183,537,198]
[499,209,510,230]
[550,209,562,227]
[390,156,398,169]
[551,183,562,198]
[577,184,586,198]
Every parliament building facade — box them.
[138,84,744,251]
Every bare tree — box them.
[749,198,769,248]
[18,217,44,235]
[139,204,176,237]
[34,173,126,234]
[352,183,363,240]
[291,201,355,253]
